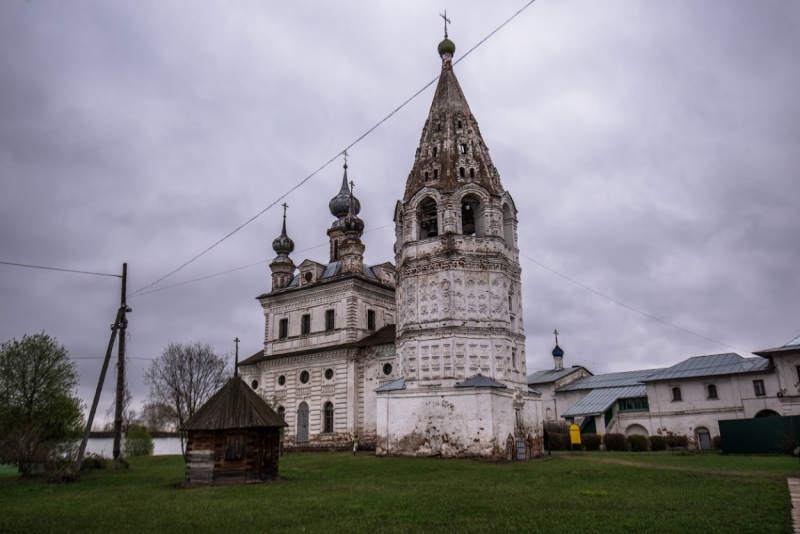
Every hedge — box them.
[603,433,628,452]
[581,433,602,451]
[627,434,649,452]
[649,435,667,451]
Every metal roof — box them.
[528,386,542,396]
[562,386,648,418]
[182,376,287,431]
[320,261,339,279]
[375,377,405,392]
[644,353,772,382]
[788,334,800,346]
[557,369,660,392]
[527,367,587,385]
[455,374,507,389]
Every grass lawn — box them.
[0,452,794,533]
[0,464,16,475]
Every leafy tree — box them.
[123,424,154,457]
[144,342,229,456]
[0,333,83,475]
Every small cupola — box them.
[329,162,361,223]
[269,204,296,291]
[552,329,564,371]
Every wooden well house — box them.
[182,376,287,486]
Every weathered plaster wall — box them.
[376,387,542,458]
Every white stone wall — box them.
[262,278,394,356]
[376,387,542,458]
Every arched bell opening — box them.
[460,194,483,236]
[418,197,439,239]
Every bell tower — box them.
[378,33,541,459]
[393,35,525,388]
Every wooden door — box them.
[297,402,309,443]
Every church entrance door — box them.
[297,402,309,443]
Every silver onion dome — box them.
[329,163,361,220]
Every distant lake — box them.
[86,432,183,457]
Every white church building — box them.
[239,35,543,459]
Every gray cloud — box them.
[1,0,798,421]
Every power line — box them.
[519,253,746,352]
[128,0,538,299]
[130,223,395,298]
[0,261,121,278]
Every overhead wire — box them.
[129,223,395,298]
[127,0,539,299]
[0,261,121,278]
[519,253,746,352]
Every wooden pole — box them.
[74,305,123,473]
[113,263,128,468]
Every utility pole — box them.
[75,305,123,472]
[113,263,129,468]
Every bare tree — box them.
[144,342,229,455]
[139,401,178,432]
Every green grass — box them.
[555,450,800,476]
[0,452,793,533]
[0,464,16,475]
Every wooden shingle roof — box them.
[182,376,287,431]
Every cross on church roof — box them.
[281,203,288,219]
[343,149,348,168]
[553,329,559,345]
[440,10,451,38]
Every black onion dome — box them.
[329,164,361,219]
[342,192,364,237]
[272,217,294,255]
[552,344,564,358]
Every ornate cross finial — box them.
[553,329,559,345]
[440,10,451,39]
[349,180,355,194]
[282,203,288,218]
[343,149,348,168]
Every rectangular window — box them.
[796,365,800,384]
[618,397,650,412]
[279,318,288,339]
[301,314,311,335]
[508,294,513,311]
[325,310,335,331]
[753,379,766,396]
[367,310,376,331]
[511,349,517,370]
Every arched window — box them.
[706,384,718,399]
[671,387,682,401]
[461,194,481,236]
[419,198,438,239]
[277,406,285,420]
[323,402,334,433]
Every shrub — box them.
[603,433,628,452]
[581,434,601,451]
[549,433,570,451]
[79,453,108,471]
[666,435,689,448]
[711,435,722,451]
[123,425,154,457]
[628,434,649,452]
[649,435,667,451]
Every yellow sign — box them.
[569,424,582,445]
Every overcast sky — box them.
[1,0,798,423]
